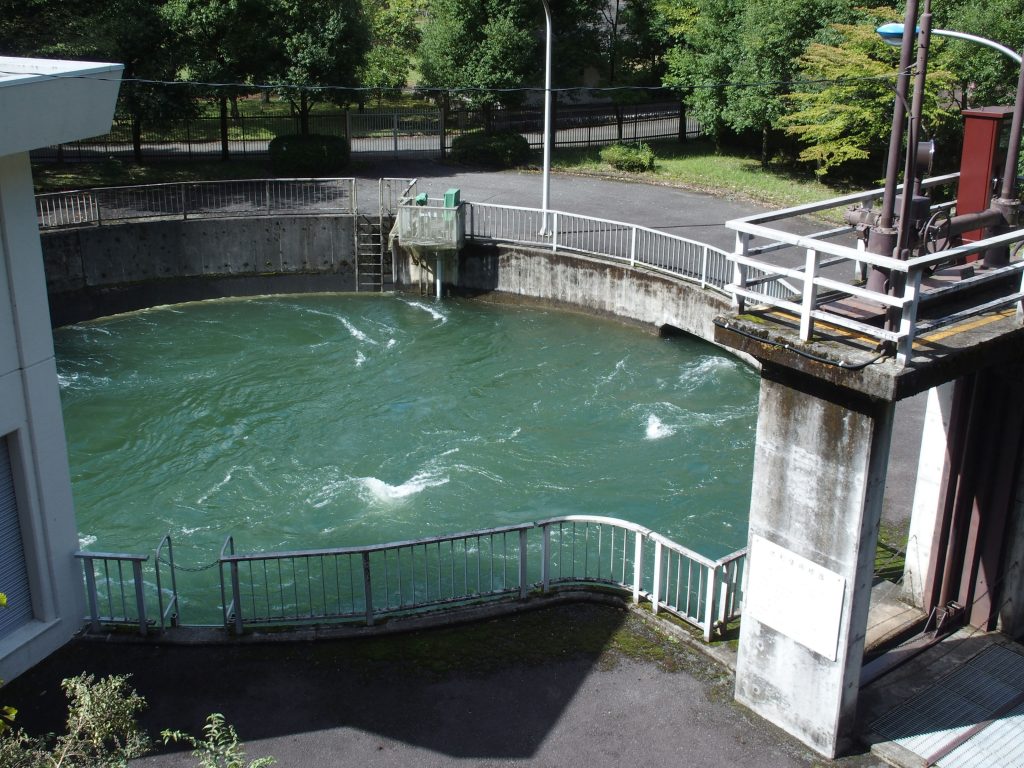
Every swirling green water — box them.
[55,294,758,620]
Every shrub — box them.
[449,131,530,168]
[268,134,349,176]
[600,142,656,173]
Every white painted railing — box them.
[37,178,358,228]
[465,201,793,299]
[727,173,1024,365]
[216,515,745,641]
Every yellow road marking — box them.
[918,308,1015,344]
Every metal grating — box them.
[870,644,1024,767]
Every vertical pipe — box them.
[540,0,553,235]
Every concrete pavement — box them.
[2,603,885,767]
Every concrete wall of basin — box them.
[41,217,731,351]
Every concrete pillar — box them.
[735,365,894,758]
[903,382,957,608]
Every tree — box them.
[942,0,1024,109]
[781,11,960,177]
[271,0,371,133]
[418,0,538,113]
[724,0,844,167]
[359,0,424,106]
[163,0,280,159]
[661,0,740,149]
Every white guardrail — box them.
[36,178,358,228]
[727,172,1024,365]
[464,202,794,299]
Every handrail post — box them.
[551,213,558,253]
[799,248,819,342]
[732,232,750,311]
[701,244,708,289]
[82,557,101,633]
[703,564,721,642]
[180,183,188,221]
[630,225,637,267]
[132,559,148,636]
[362,552,374,626]
[897,268,923,365]
[518,528,529,599]
[265,179,272,215]
[230,560,243,635]
[651,540,663,614]
[632,531,643,604]
[541,524,551,593]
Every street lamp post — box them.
[876,20,1024,266]
[539,0,553,236]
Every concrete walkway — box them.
[2,603,885,767]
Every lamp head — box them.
[876,22,917,46]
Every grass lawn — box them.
[549,139,850,212]
[33,158,275,193]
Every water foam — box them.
[355,350,367,367]
[340,317,377,345]
[78,533,97,548]
[358,471,449,503]
[404,300,448,324]
[645,413,677,440]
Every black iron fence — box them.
[32,101,702,163]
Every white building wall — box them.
[0,58,121,681]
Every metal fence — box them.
[465,202,794,299]
[37,178,357,228]
[215,515,744,640]
[32,102,701,162]
[77,517,745,640]
[75,534,178,635]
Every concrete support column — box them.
[735,365,894,758]
[903,382,957,608]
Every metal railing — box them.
[37,178,358,229]
[218,515,745,641]
[465,202,793,299]
[76,536,181,635]
[32,102,702,162]
[726,172,1024,364]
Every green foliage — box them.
[0,674,149,767]
[418,0,537,108]
[943,0,1024,108]
[359,0,424,103]
[162,713,275,768]
[273,0,370,129]
[600,142,656,172]
[782,11,960,177]
[268,134,350,176]
[449,131,530,167]
[0,593,13,737]
[662,0,740,147]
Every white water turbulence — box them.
[55,295,759,616]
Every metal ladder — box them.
[355,214,389,292]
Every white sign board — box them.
[745,535,846,662]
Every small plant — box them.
[449,131,530,168]
[0,673,149,767]
[0,593,14,736]
[600,142,656,173]
[268,133,349,176]
[162,713,275,768]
